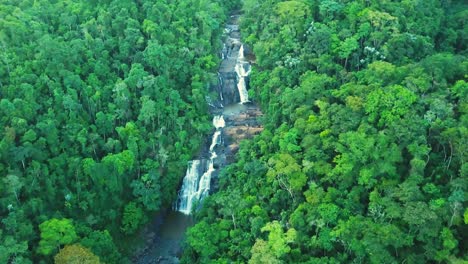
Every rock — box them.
[219,75,239,105]
[212,153,226,169]
[227,143,239,154]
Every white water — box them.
[235,60,251,77]
[209,130,222,152]
[239,44,245,60]
[176,18,252,214]
[234,63,243,77]
[176,160,201,215]
[213,115,225,129]
[218,73,224,101]
[237,77,249,103]
[222,43,227,59]
[195,161,215,201]
[235,46,251,104]
[176,115,224,215]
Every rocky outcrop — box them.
[223,105,263,162]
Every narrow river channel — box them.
[135,13,262,264]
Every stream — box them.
[134,13,262,264]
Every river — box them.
[134,13,262,264]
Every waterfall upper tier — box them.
[218,24,252,105]
[176,12,258,216]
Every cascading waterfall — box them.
[235,45,251,104]
[176,160,201,215]
[176,115,225,215]
[209,131,222,152]
[213,115,225,129]
[239,44,245,60]
[136,13,260,264]
[176,14,251,214]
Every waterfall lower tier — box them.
[176,115,225,215]
[176,160,202,215]
[196,161,215,201]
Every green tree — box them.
[38,219,78,256]
[81,230,121,264]
[267,154,307,201]
[249,239,281,264]
[131,170,161,211]
[120,202,146,235]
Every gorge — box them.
[135,12,262,263]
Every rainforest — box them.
[0,0,466,263]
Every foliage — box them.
[38,219,78,256]
[121,202,146,235]
[183,0,468,263]
[80,230,121,263]
[0,0,237,261]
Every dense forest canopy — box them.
[0,0,240,262]
[182,0,467,263]
[1,0,467,263]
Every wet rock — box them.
[212,153,226,170]
[218,74,239,105]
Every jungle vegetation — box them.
[0,0,239,262]
[182,0,467,263]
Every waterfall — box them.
[195,161,215,201]
[176,160,201,215]
[218,73,224,101]
[176,115,224,215]
[234,63,243,77]
[209,131,222,152]
[222,43,227,60]
[239,44,245,60]
[237,78,249,103]
[235,46,251,104]
[176,15,252,214]
[213,115,225,129]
